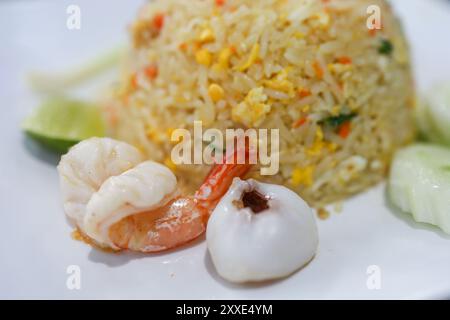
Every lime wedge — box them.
[22,97,105,153]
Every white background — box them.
[0,0,449,299]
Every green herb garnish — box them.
[320,113,357,128]
[379,39,394,55]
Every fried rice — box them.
[104,0,415,207]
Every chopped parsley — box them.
[379,39,394,55]
[320,113,357,128]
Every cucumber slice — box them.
[416,97,447,143]
[28,46,125,94]
[22,97,105,153]
[417,82,450,146]
[389,144,450,234]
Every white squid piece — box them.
[207,178,319,283]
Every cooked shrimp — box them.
[58,137,251,252]
[58,137,143,229]
[109,158,251,252]
[83,161,179,250]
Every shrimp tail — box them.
[194,145,253,209]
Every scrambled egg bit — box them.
[232,87,271,127]
[264,68,295,98]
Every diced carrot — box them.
[298,88,312,98]
[293,116,308,129]
[313,61,324,79]
[130,73,138,89]
[215,0,226,6]
[153,13,165,30]
[337,56,352,65]
[193,41,202,50]
[338,121,351,138]
[144,65,158,79]
[179,42,188,51]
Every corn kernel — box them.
[302,105,311,113]
[213,52,232,71]
[316,127,324,141]
[306,128,325,156]
[208,83,225,102]
[146,128,156,140]
[217,47,233,70]
[327,142,338,152]
[294,32,305,39]
[166,127,175,138]
[291,166,315,187]
[199,28,215,43]
[195,49,212,66]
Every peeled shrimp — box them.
[58,137,143,230]
[58,137,251,252]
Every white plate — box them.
[1,0,450,299]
